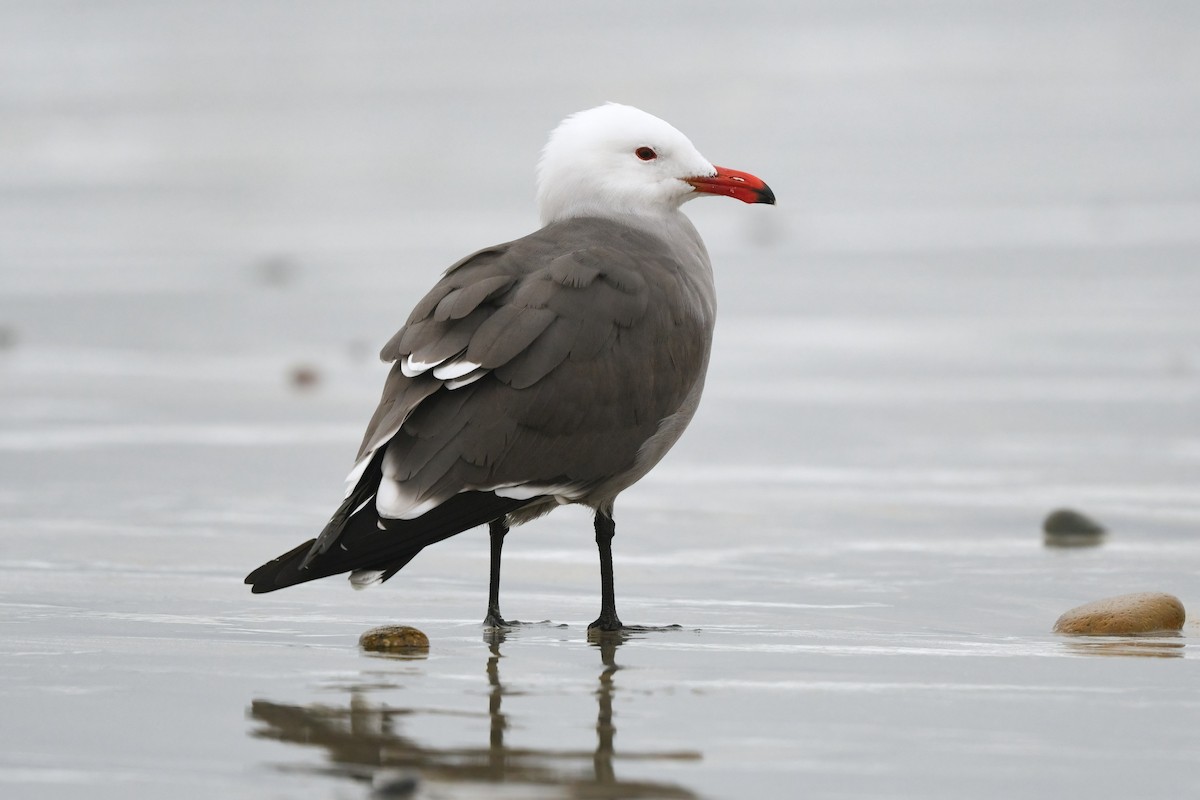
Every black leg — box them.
[483,518,513,628]
[589,510,623,631]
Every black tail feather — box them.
[301,449,388,570]
[244,489,536,593]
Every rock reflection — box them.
[249,631,701,797]
[1061,634,1185,659]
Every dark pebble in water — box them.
[371,770,420,798]
[1054,592,1186,635]
[360,625,430,654]
[288,364,321,390]
[1043,508,1106,547]
[0,325,16,350]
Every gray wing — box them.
[352,216,714,519]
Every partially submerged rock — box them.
[1043,508,1106,547]
[359,625,430,654]
[1053,592,1185,635]
[371,769,420,797]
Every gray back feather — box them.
[358,216,715,510]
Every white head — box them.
[536,103,774,225]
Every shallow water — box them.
[3,3,1200,798]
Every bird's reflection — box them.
[249,630,700,797]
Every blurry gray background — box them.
[2,3,1199,799]
[5,1,1198,286]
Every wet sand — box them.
[3,3,1200,798]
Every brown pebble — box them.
[1053,592,1186,635]
[359,625,430,654]
[288,364,321,389]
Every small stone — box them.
[359,625,430,654]
[1053,592,1186,635]
[1043,508,1106,547]
[371,769,420,798]
[0,324,15,350]
[288,364,321,390]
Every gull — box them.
[245,103,775,631]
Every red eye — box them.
[635,146,657,161]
